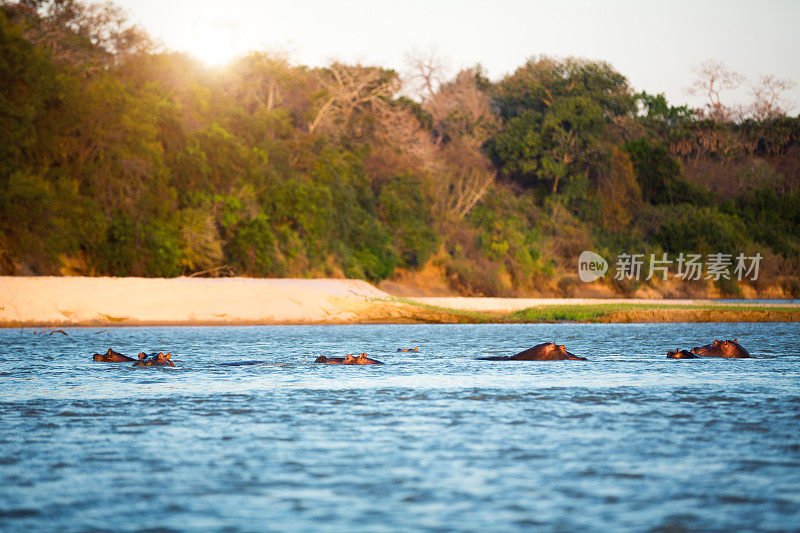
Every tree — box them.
[426,68,498,148]
[749,75,796,121]
[7,0,151,72]
[307,62,399,134]
[492,97,604,192]
[636,91,694,124]
[596,146,642,229]
[496,56,635,120]
[225,51,294,113]
[423,68,499,217]
[403,46,448,99]
[686,60,744,122]
[492,56,634,192]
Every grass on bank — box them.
[393,299,800,323]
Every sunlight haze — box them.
[113,0,800,111]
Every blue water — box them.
[1,323,799,532]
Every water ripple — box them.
[1,323,799,531]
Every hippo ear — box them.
[138,353,147,360]
[713,340,720,346]
[107,348,114,355]
[166,353,171,359]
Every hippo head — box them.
[355,353,383,365]
[545,343,567,358]
[134,352,174,366]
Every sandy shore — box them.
[0,277,402,327]
[1,277,798,327]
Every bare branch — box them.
[750,75,796,121]
[687,60,744,122]
[403,46,449,99]
[309,62,399,133]
[425,68,499,148]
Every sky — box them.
[113,0,800,112]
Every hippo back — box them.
[511,342,578,361]
[93,348,135,362]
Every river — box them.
[1,323,799,531]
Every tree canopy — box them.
[1,1,799,297]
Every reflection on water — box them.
[1,323,799,531]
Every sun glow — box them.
[171,16,250,66]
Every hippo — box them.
[349,353,383,365]
[133,352,175,367]
[314,353,384,365]
[479,342,587,361]
[314,355,345,364]
[667,349,699,359]
[397,347,419,352]
[690,339,751,358]
[93,348,135,362]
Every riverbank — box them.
[1,277,799,327]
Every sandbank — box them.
[1,277,798,327]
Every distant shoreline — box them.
[1,277,799,327]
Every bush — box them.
[226,213,284,276]
[625,138,712,205]
[377,174,437,269]
[653,206,747,255]
[721,189,800,258]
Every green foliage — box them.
[1,2,798,295]
[653,206,747,255]
[491,57,634,192]
[496,56,636,120]
[721,189,800,258]
[0,8,78,178]
[94,215,180,277]
[468,187,543,286]
[636,91,694,124]
[226,212,283,275]
[0,171,104,271]
[377,175,437,268]
[625,139,712,205]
